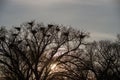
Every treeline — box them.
[0,21,119,80]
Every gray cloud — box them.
[0,0,120,40]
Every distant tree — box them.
[0,21,89,80]
[84,39,120,80]
[116,34,120,44]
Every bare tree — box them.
[0,21,89,80]
[84,40,120,80]
[116,34,120,44]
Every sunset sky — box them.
[0,0,120,41]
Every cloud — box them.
[0,0,119,41]
[89,32,116,41]
[9,0,114,6]
[10,0,70,6]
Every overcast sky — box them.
[0,0,120,41]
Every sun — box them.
[51,63,57,70]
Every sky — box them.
[0,0,120,41]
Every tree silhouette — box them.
[0,21,89,80]
[84,40,120,80]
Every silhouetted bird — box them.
[14,27,21,31]
[56,27,60,31]
[63,32,69,36]
[12,33,18,36]
[40,27,45,31]
[9,44,14,48]
[48,24,53,28]
[46,34,51,37]
[26,44,29,46]
[43,33,46,36]
[31,30,37,34]
[80,34,86,39]
[28,21,34,26]
[0,36,5,41]
[17,40,22,44]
